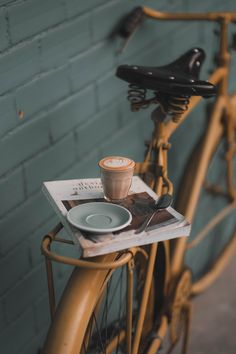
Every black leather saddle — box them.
[116,48,216,97]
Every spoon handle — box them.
[135,210,159,234]
[135,193,173,234]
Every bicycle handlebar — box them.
[118,6,236,52]
[143,6,236,22]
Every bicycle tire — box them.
[42,244,168,354]
[42,253,116,354]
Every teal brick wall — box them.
[0,0,236,353]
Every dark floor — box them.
[173,255,236,354]
[189,255,236,354]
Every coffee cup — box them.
[99,156,135,201]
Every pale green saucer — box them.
[67,202,132,234]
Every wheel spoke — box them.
[81,255,152,354]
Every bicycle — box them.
[41,6,236,354]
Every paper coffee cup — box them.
[99,156,135,201]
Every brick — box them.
[91,1,125,43]
[75,103,120,158]
[134,111,153,142]
[0,117,50,176]
[54,271,73,302]
[52,233,78,279]
[60,150,100,180]
[97,70,126,108]
[229,59,236,92]
[0,242,30,297]
[0,300,6,332]
[119,100,153,141]
[207,141,228,189]
[169,102,207,192]
[184,0,223,11]
[198,21,215,45]
[15,67,70,119]
[117,21,203,76]
[5,263,47,321]
[227,0,236,10]
[143,0,167,9]
[65,0,106,18]
[18,329,47,354]
[118,95,140,125]
[35,294,50,331]
[48,84,96,141]
[0,8,8,51]
[167,23,213,81]
[0,191,54,254]
[70,42,116,91]
[100,118,146,161]
[46,229,82,285]
[131,38,175,68]
[0,40,39,95]
[0,94,17,138]
[117,16,178,63]
[0,0,15,4]
[8,0,65,43]
[170,22,202,58]
[25,134,77,195]
[116,87,145,126]
[0,308,35,354]
[28,214,58,266]
[0,167,25,217]
[41,14,91,71]
[50,247,76,298]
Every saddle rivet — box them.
[196,61,200,67]
[169,76,175,80]
[133,66,138,70]
[148,71,153,75]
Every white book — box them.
[42,176,191,258]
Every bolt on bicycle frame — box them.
[41,8,236,354]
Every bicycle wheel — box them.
[42,243,168,354]
[174,111,236,289]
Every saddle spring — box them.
[127,84,147,111]
[127,84,190,121]
[158,94,190,122]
